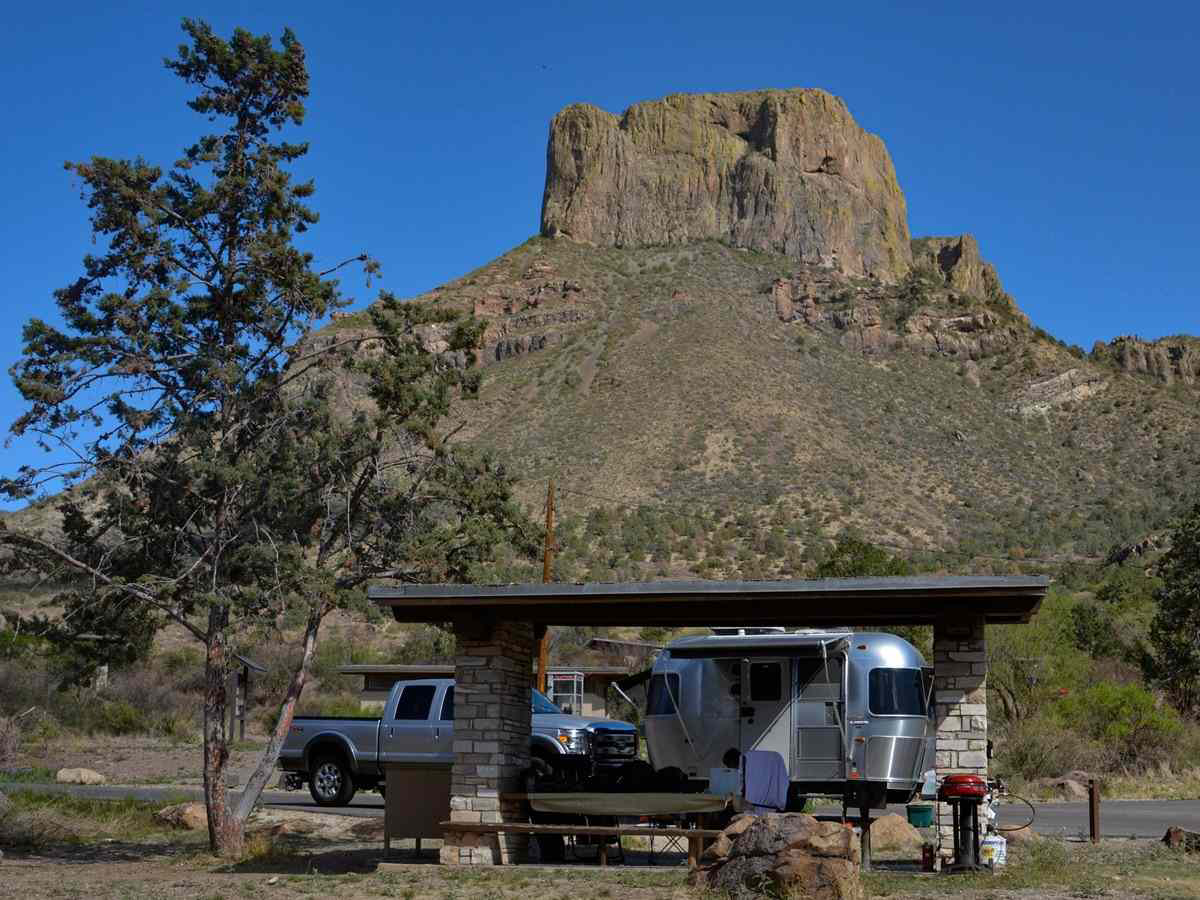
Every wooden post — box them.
[860,801,872,871]
[536,480,555,694]
[687,834,700,868]
[238,665,247,742]
[1089,779,1100,843]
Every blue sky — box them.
[2,1,1198,480]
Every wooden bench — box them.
[440,821,724,867]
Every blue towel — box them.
[743,749,789,812]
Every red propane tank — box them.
[938,774,988,800]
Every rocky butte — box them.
[541,88,912,282]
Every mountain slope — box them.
[326,230,1199,575]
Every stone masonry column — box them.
[932,616,988,855]
[441,619,534,864]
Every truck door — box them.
[380,682,439,765]
[738,658,792,766]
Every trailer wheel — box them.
[309,755,356,806]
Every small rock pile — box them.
[690,812,862,900]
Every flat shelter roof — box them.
[336,664,631,678]
[369,575,1048,627]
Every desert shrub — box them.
[0,804,75,849]
[87,700,148,736]
[1054,682,1183,772]
[996,713,1107,780]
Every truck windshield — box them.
[531,689,562,715]
[869,668,926,716]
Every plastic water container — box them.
[906,803,934,828]
[980,833,1008,867]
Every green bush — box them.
[996,713,1106,780]
[89,700,149,736]
[1054,682,1183,772]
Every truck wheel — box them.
[309,756,356,806]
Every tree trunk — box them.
[202,604,244,858]
[234,601,326,821]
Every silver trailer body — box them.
[644,630,934,807]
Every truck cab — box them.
[279,677,638,806]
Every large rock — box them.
[770,851,863,899]
[155,801,208,831]
[696,813,861,899]
[1003,825,1040,845]
[541,89,912,282]
[1097,336,1200,385]
[868,813,923,852]
[55,767,106,785]
[910,234,1014,307]
[1036,777,1089,801]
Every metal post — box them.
[1088,779,1100,843]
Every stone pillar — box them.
[441,619,534,865]
[932,616,988,854]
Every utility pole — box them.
[536,479,555,694]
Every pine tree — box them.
[1146,501,1200,718]
[1,20,534,856]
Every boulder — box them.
[55,767,106,785]
[697,812,860,900]
[708,854,777,898]
[1003,825,1040,845]
[1163,826,1200,852]
[155,801,208,831]
[789,821,859,862]
[1038,777,1089,801]
[770,852,863,900]
[868,813,923,852]
[349,817,386,839]
[541,89,912,283]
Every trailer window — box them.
[393,684,436,720]
[869,668,925,716]
[749,663,782,702]
[647,673,681,715]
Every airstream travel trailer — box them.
[644,629,935,809]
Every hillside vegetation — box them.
[323,235,1199,580]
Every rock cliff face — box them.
[541,89,912,282]
[911,235,1015,309]
[1093,335,1200,385]
[771,262,1026,361]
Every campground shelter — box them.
[368,575,1048,865]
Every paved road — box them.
[814,799,1199,839]
[7,782,1199,837]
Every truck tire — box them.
[309,755,356,807]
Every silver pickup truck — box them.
[279,678,639,805]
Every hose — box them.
[994,792,1036,832]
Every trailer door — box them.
[738,658,792,767]
[792,654,846,781]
